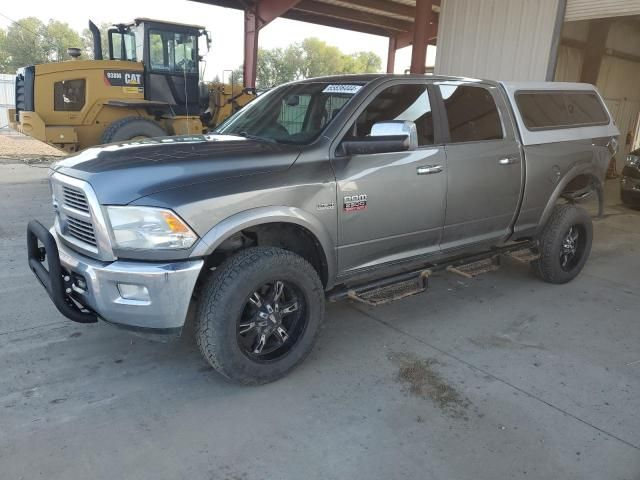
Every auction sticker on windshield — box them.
[322,84,362,94]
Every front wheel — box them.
[532,204,593,284]
[101,116,166,144]
[196,247,325,385]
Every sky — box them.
[0,0,436,80]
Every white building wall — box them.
[435,0,563,81]
[0,74,15,130]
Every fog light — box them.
[73,274,87,291]
[117,283,150,301]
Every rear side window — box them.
[439,85,504,143]
[515,91,609,130]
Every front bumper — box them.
[27,220,203,335]
[621,176,640,207]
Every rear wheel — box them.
[196,247,325,385]
[532,204,593,284]
[101,116,166,144]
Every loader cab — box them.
[106,18,206,115]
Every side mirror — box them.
[341,120,418,156]
[370,121,419,150]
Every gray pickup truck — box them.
[27,74,619,384]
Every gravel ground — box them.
[0,131,65,162]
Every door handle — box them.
[498,157,518,166]
[417,165,443,175]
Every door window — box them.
[348,83,435,146]
[439,85,503,143]
[110,31,137,61]
[149,30,197,73]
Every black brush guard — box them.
[27,220,97,323]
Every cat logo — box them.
[104,70,144,87]
[124,73,142,85]
[343,194,367,212]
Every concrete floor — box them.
[1,163,639,480]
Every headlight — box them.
[626,155,640,167]
[106,206,197,250]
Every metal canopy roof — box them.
[191,0,439,38]
[190,0,440,87]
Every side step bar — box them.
[327,241,537,305]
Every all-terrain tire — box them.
[196,247,325,385]
[532,204,593,284]
[101,116,166,144]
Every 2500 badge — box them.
[343,194,367,212]
[104,71,143,87]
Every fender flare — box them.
[190,206,337,288]
[537,164,604,235]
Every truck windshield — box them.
[214,82,363,145]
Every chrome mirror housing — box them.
[370,121,419,151]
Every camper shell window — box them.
[515,91,609,131]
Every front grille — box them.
[62,185,90,212]
[66,216,97,246]
[50,172,115,261]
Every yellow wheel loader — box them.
[7,18,255,152]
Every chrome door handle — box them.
[498,157,518,165]
[417,165,443,175]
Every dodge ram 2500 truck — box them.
[27,74,619,384]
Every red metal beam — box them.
[244,8,259,89]
[284,10,391,37]
[244,0,301,88]
[331,0,415,19]
[387,35,397,73]
[410,0,437,73]
[294,0,414,32]
[395,22,438,50]
[256,0,302,27]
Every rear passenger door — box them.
[436,82,523,250]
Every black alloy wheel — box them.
[237,280,307,361]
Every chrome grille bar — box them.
[50,172,115,261]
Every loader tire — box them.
[101,116,166,144]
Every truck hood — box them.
[52,134,301,204]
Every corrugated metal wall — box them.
[435,0,562,81]
[0,74,15,130]
[565,0,640,21]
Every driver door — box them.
[331,81,447,274]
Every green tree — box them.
[44,20,83,61]
[256,45,301,89]
[0,17,85,71]
[343,51,382,74]
[243,37,382,89]
[81,22,111,59]
[0,28,10,73]
[298,37,343,79]
[3,17,48,71]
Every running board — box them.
[327,241,536,305]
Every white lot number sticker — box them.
[322,84,362,94]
